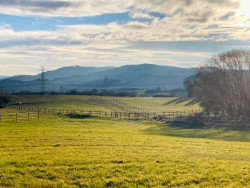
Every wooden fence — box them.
[3,106,249,128]
[0,111,39,122]
[7,105,201,120]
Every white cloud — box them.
[0,0,242,18]
[0,0,132,17]
[0,0,249,43]
[0,0,249,75]
[129,10,154,19]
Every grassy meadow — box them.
[0,95,249,187]
[9,95,201,113]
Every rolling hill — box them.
[0,64,195,93]
[9,66,113,81]
[0,76,9,80]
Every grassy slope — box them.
[0,115,249,187]
[9,95,201,113]
[119,97,201,112]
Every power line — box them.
[104,76,109,90]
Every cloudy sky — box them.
[0,0,249,75]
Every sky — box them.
[0,0,249,75]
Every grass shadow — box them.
[142,121,250,142]
[184,99,199,106]
[166,121,207,129]
[163,98,199,106]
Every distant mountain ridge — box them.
[10,66,113,81]
[0,64,196,93]
[0,76,9,80]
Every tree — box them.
[184,76,196,97]
[191,50,250,121]
[0,91,9,108]
[69,89,78,95]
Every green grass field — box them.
[0,96,249,187]
[9,95,201,113]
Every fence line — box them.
[83,98,152,113]
[7,105,202,120]
[4,105,250,126]
[0,111,39,122]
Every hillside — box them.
[0,76,8,80]
[51,64,195,90]
[0,64,195,92]
[9,66,113,81]
[0,96,249,187]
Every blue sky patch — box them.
[0,11,165,31]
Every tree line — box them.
[185,49,250,122]
[0,91,8,108]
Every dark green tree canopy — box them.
[0,91,9,108]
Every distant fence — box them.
[3,106,249,128]
[10,98,151,114]
[83,98,151,113]
[7,105,202,120]
[0,111,39,122]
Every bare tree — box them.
[184,76,196,97]
[192,50,250,121]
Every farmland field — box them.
[9,95,201,113]
[0,96,249,187]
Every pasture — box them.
[9,95,201,113]
[0,96,249,187]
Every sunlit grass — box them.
[9,95,201,113]
[0,114,249,187]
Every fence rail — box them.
[7,105,202,120]
[0,111,39,122]
[4,105,250,127]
